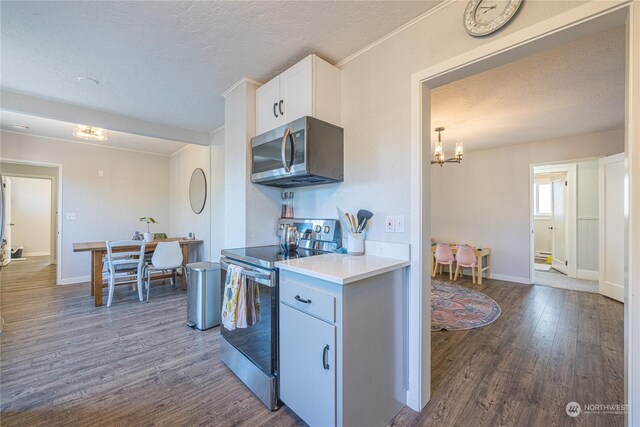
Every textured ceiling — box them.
[1,111,187,156]
[431,26,625,152]
[1,1,440,133]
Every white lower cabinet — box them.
[279,303,336,427]
[279,270,405,427]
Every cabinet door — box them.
[280,55,313,123]
[280,303,336,427]
[256,76,283,135]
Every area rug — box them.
[431,280,501,331]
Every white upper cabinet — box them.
[255,54,341,135]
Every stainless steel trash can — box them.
[186,261,221,330]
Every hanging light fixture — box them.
[72,125,108,141]
[431,127,463,166]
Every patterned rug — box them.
[431,280,501,331]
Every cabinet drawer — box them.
[280,280,335,323]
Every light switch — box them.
[395,215,405,233]
[98,170,104,177]
[385,216,395,233]
[66,212,76,220]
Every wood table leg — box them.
[477,255,483,285]
[486,253,491,279]
[90,256,95,296]
[93,251,103,306]
[181,245,189,290]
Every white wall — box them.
[431,129,624,283]
[210,127,225,261]
[170,144,211,262]
[1,131,171,284]
[10,177,51,256]
[293,0,586,243]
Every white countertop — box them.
[275,252,410,285]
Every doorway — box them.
[0,160,61,282]
[411,1,638,417]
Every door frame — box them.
[410,0,639,418]
[530,163,577,281]
[0,158,63,285]
[599,152,626,302]
[2,174,56,264]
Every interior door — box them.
[551,174,567,273]
[2,176,12,266]
[256,76,282,135]
[599,153,625,302]
[280,55,313,123]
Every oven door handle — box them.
[220,259,273,284]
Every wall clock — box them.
[464,0,523,37]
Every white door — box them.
[255,76,283,135]
[279,303,336,427]
[280,55,313,123]
[2,176,12,266]
[551,175,567,273]
[599,153,625,302]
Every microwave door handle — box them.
[281,128,292,172]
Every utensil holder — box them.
[347,233,365,256]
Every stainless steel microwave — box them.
[251,116,344,188]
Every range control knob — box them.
[314,225,321,233]
[323,226,330,234]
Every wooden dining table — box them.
[431,244,492,284]
[73,237,204,307]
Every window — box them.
[535,182,551,216]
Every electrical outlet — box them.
[385,216,395,232]
[66,212,76,220]
[395,215,405,233]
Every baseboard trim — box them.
[23,251,50,257]
[58,276,90,286]
[490,273,532,285]
[577,269,599,281]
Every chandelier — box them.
[431,127,463,166]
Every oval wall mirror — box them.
[189,168,207,214]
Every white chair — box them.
[144,241,183,302]
[105,240,146,307]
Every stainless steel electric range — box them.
[219,218,341,410]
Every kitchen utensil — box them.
[356,210,373,227]
[337,208,353,235]
[357,217,369,233]
[348,213,358,233]
[280,225,300,252]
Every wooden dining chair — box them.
[105,240,146,307]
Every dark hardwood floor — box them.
[0,258,624,426]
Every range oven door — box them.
[219,257,280,410]
[251,117,306,184]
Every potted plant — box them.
[139,217,158,242]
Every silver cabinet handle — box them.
[281,128,293,172]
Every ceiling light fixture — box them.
[12,124,30,130]
[72,125,108,141]
[431,127,463,166]
[77,76,100,85]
